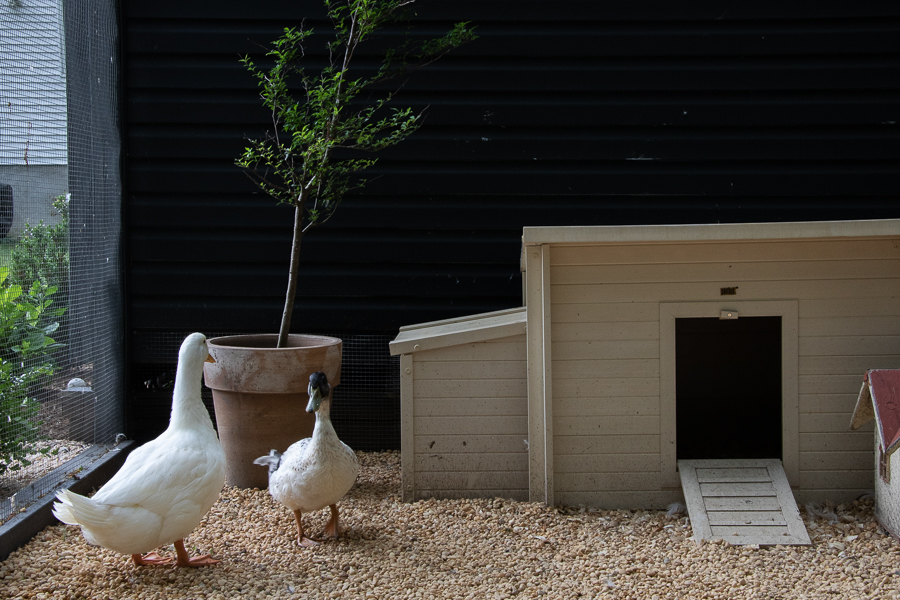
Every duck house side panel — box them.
[409,335,528,501]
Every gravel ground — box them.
[1,451,898,600]
[1,361,96,502]
[0,441,92,502]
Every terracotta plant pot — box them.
[203,334,342,489]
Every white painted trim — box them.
[526,244,553,503]
[397,307,526,332]
[520,240,527,305]
[542,245,554,506]
[400,354,415,502]
[523,219,900,246]
[660,300,800,488]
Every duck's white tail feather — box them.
[51,491,77,525]
[53,489,109,529]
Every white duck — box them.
[53,333,226,567]
[254,371,359,546]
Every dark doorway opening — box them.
[676,316,782,461]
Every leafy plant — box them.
[9,194,69,353]
[0,267,66,473]
[237,0,476,346]
[10,194,69,294]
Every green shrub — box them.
[10,194,69,300]
[0,267,65,473]
[9,194,69,355]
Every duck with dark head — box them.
[254,371,359,546]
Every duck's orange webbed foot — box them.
[131,552,173,566]
[173,539,220,568]
[323,504,341,539]
[294,509,321,547]
[176,554,220,567]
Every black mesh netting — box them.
[0,0,123,520]
[131,332,401,452]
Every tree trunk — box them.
[277,203,305,348]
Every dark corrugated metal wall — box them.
[122,1,900,446]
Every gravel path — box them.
[1,451,898,600]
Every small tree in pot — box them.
[205,0,475,488]
[238,0,475,347]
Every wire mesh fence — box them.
[131,331,401,452]
[329,333,401,452]
[0,0,123,522]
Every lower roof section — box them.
[390,307,526,356]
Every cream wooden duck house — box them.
[392,219,900,509]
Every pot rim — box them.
[207,333,342,350]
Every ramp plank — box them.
[696,467,770,482]
[679,459,811,546]
[707,510,787,526]
[699,482,775,496]
[710,525,792,539]
[704,496,782,511]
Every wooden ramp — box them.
[678,459,811,546]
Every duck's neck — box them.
[169,361,213,432]
[312,398,337,439]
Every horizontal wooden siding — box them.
[412,336,528,500]
[550,237,899,507]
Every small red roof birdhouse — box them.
[851,369,900,457]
